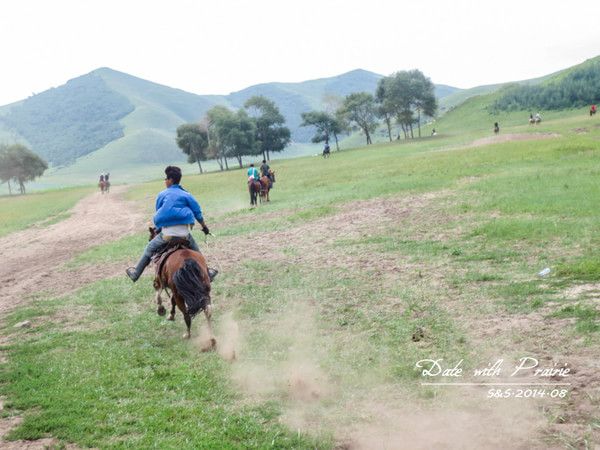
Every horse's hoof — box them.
[201,337,217,352]
[157,305,166,316]
[168,315,175,321]
[183,333,191,339]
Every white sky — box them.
[1,0,599,106]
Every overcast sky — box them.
[1,0,599,106]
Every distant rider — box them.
[126,165,217,282]
[260,159,272,188]
[247,163,259,181]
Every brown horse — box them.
[248,178,261,207]
[149,227,216,345]
[98,180,110,194]
[259,176,271,202]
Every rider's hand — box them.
[202,225,210,235]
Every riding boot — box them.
[126,255,151,282]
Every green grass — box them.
[551,304,600,334]
[557,253,600,281]
[68,233,149,267]
[0,186,93,237]
[0,279,330,449]
[3,107,600,446]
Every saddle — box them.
[152,237,192,281]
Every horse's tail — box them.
[172,259,210,317]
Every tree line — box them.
[300,69,437,147]
[492,60,600,111]
[176,96,291,172]
[177,69,438,171]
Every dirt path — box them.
[0,186,145,449]
[0,186,144,317]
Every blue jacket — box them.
[247,167,259,180]
[153,184,203,228]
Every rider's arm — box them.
[187,195,210,234]
[186,194,204,224]
[155,192,166,212]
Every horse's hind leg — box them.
[155,288,166,316]
[203,305,217,351]
[168,295,176,321]
[183,312,192,339]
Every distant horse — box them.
[322,146,331,158]
[98,180,110,194]
[493,122,500,134]
[259,175,271,202]
[248,177,261,207]
[590,106,597,117]
[149,227,215,344]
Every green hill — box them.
[0,68,459,172]
[0,73,134,166]
[492,56,600,111]
[6,55,598,193]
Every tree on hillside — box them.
[204,106,233,171]
[176,124,208,174]
[0,144,48,195]
[215,110,257,168]
[378,70,437,139]
[300,111,345,150]
[244,96,291,160]
[339,92,378,145]
[375,81,396,142]
[408,71,437,138]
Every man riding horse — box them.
[247,163,259,181]
[126,166,217,282]
[260,159,273,188]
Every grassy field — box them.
[0,186,93,238]
[2,108,600,448]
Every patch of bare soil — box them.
[469,132,561,148]
[209,191,456,275]
[0,186,144,317]
[0,186,144,448]
[338,394,548,450]
[572,127,589,134]
[459,282,600,446]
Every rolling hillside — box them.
[4,55,598,192]
[0,68,458,179]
